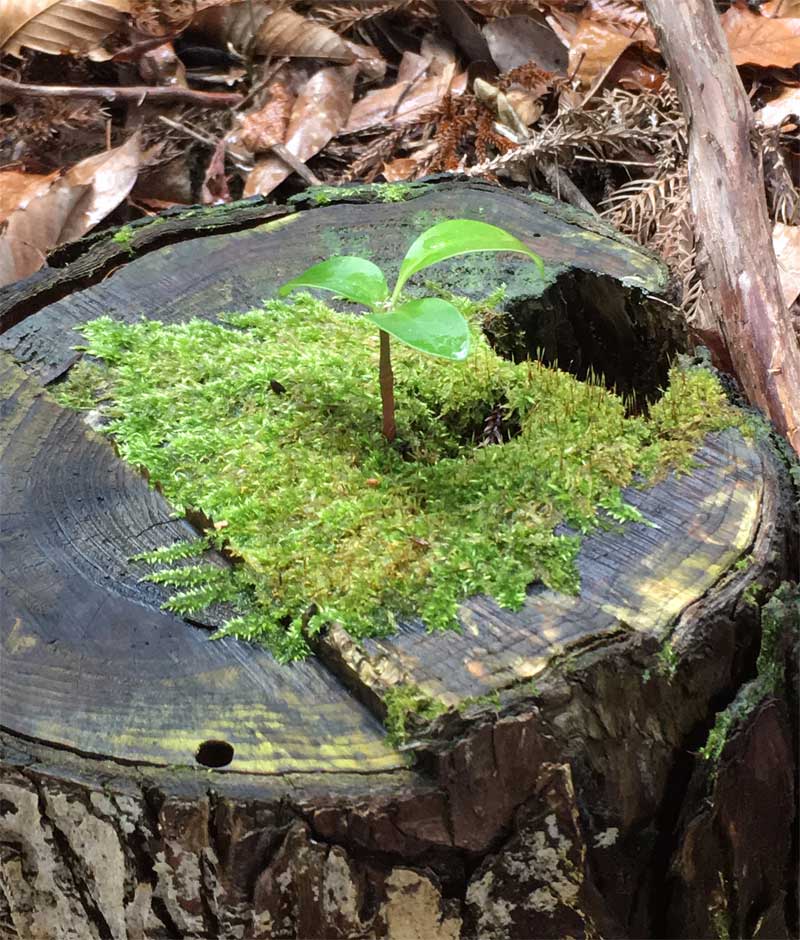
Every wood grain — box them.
[0,355,402,775]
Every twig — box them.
[158,115,318,185]
[540,163,597,216]
[158,116,221,148]
[0,76,243,108]
[235,57,289,112]
[269,143,321,187]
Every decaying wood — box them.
[643,0,800,457]
[0,181,797,939]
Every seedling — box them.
[279,219,544,441]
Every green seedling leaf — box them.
[391,219,544,301]
[279,256,388,307]
[368,297,470,360]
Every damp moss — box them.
[306,185,363,206]
[51,358,111,410]
[373,182,415,202]
[55,293,745,661]
[383,684,447,746]
[302,182,426,207]
[700,582,798,763]
[112,225,135,253]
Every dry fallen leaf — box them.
[773,222,800,307]
[721,7,800,68]
[344,60,459,134]
[258,8,355,62]
[569,18,635,96]
[201,139,230,205]
[505,87,545,126]
[0,134,141,288]
[609,50,664,91]
[382,142,438,182]
[397,49,430,84]
[483,14,568,74]
[755,85,800,127]
[131,155,193,207]
[0,169,58,224]
[138,40,187,87]
[762,0,800,16]
[420,33,457,74]
[193,2,354,62]
[191,1,272,51]
[582,0,656,50]
[344,39,386,82]
[244,65,356,197]
[234,81,294,153]
[0,0,131,60]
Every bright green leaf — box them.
[368,298,470,360]
[391,219,544,301]
[279,257,388,307]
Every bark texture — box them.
[644,0,800,456]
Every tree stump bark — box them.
[0,180,797,940]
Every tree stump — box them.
[0,180,797,940]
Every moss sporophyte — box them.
[56,226,746,662]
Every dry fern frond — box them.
[602,170,685,240]
[130,0,240,34]
[581,0,651,36]
[761,129,800,225]
[465,0,541,16]
[603,163,707,322]
[339,128,404,182]
[465,86,684,178]
[314,0,436,31]
[6,98,108,160]
[499,62,559,97]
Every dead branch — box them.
[0,77,243,109]
[643,0,800,456]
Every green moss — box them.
[298,182,429,208]
[383,684,447,746]
[373,182,414,202]
[51,359,110,410]
[457,689,502,713]
[112,225,135,253]
[320,228,373,260]
[55,294,744,661]
[306,185,363,206]
[657,638,678,679]
[742,582,763,607]
[411,210,444,231]
[700,582,799,763]
[710,874,732,940]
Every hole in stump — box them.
[195,739,234,768]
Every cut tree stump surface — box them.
[325,429,763,703]
[0,181,795,940]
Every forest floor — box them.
[1,0,799,341]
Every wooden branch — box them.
[643,0,800,456]
[0,76,243,108]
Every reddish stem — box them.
[379,330,396,443]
